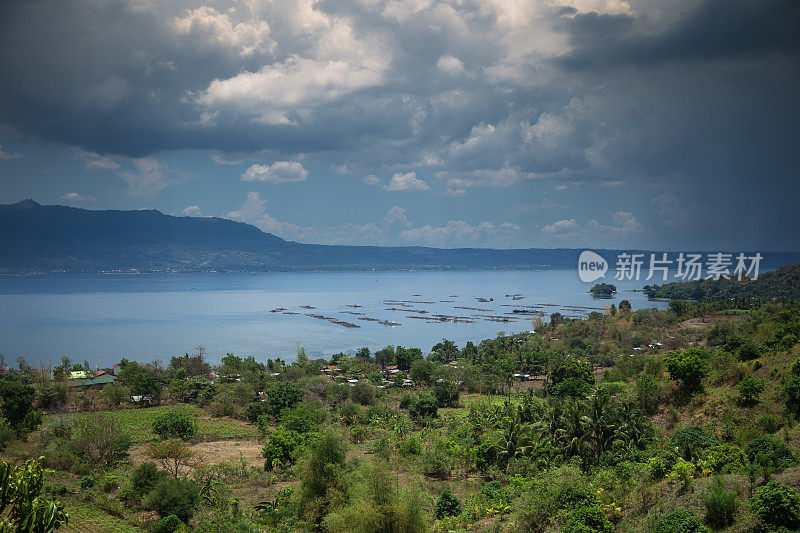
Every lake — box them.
[0,270,667,367]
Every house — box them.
[320,365,341,374]
[64,372,118,390]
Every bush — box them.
[128,462,167,500]
[243,402,268,423]
[737,341,761,361]
[263,429,302,470]
[152,514,182,533]
[144,478,201,522]
[700,444,746,474]
[785,373,800,415]
[101,473,119,492]
[80,475,95,490]
[152,410,197,440]
[435,490,461,519]
[399,394,412,410]
[433,381,460,408]
[397,436,422,457]
[554,484,600,511]
[702,477,737,529]
[101,383,131,408]
[267,382,305,418]
[422,440,453,479]
[351,382,376,406]
[744,434,797,471]
[563,506,613,533]
[280,402,326,434]
[737,375,764,406]
[654,510,711,533]
[665,348,709,393]
[339,403,361,426]
[758,414,780,434]
[669,427,719,460]
[636,373,662,415]
[751,480,800,529]
[71,414,132,467]
[548,360,594,398]
[409,393,438,421]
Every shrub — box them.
[339,403,361,426]
[669,426,719,460]
[350,425,368,444]
[144,478,201,522]
[409,393,438,421]
[297,430,348,524]
[280,402,325,434]
[665,348,709,393]
[758,414,780,434]
[243,402,268,423]
[267,382,305,418]
[737,375,764,406]
[554,484,600,511]
[563,506,613,533]
[351,382,376,406]
[101,383,131,407]
[636,373,662,415]
[655,510,710,533]
[700,444,746,474]
[435,490,461,519]
[433,381,460,408]
[152,410,197,440]
[152,514,182,533]
[737,341,761,361]
[744,434,797,471]
[422,440,453,479]
[80,475,95,490]
[702,477,737,529]
[751,480,800,529]
[397,436,422,457]
[785,373,800,415]
[399,394,412,410]
[71,414,131,467]
[263,429,302,470]
[101,473,119,492]
[548,360,594,398]
[128,462,166,499]
[410,359,435,385]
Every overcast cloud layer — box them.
[0,0,798,249]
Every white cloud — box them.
[363,174,381,186]
[0,146,22,160]
[116,157,181,196]
[652,192,690,228]
[172,7,273,57]
[69,148,120,170]
[383,171,430,192]
[61,192,96,202]
[181,205,203,217]
[542,218,579,234]
[436,54,464,75]
[241,161,308,184]
[210,151,244,166]
[225,193,519,247]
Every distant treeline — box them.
[645,262,800,301]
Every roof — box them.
[64,374,117,387]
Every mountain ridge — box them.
[2,200,799,274]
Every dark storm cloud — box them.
[557,0,800,69]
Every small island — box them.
[589,282,617,297]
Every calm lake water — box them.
[0,270,667,367]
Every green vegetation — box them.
[589,283,617,297]
[6,299,800,530]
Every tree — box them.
[665,348,709,394]
[100,383,130,408]
[395,347,423,371]
[0,458,69,532]
[351,382,376,406]
[168,348,210,377]
[548,359,594,398]
[435,490,462,519]
[298,431,348,524]
[409,359,434,385]
[737,375,764,406]
[118,361,162,400]
[152,410,197,440]
[71,415,131,468]
[374,346,395,368]
[430,339,459,363]
[144,478,200,523]
[589,283,617,297]
[266,382,304,418]
[262,429,302,470]
[409,393,438,421]
[355,347,371,361]
[618,299,632,313]
[148,440,197,479]
[0,373,35,434]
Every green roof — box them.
[64,374,117,387]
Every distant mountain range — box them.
[1,200,799,274]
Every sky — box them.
[0,0,798,250]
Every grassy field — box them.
[47,404,260,445]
